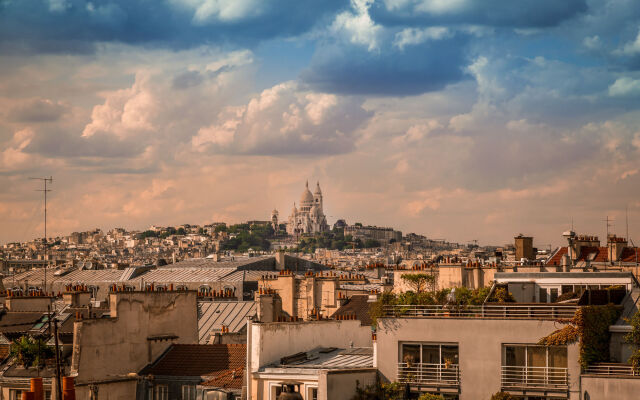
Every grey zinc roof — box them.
[198,301,256,343]
[131,268,237,284]
[163,256,275,270]
[266,347,373,370]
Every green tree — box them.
[418,394,445,400]
[364,239,381,248]
[489,392,515,400]
[625,311,640,371]
[10,336,54,368]
[401,273,436,293]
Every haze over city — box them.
[2,0,640,246]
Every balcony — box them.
[397,362,460,388]
[381,304,578,320]
[501,366,568,391]
[584,363,639,376]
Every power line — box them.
[29,176,52,293]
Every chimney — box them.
[514,235,534,261]
[62,377,76,400]
[255,290,282,322]
[30,378,43,400]
[608,235,628,262]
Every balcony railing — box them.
[584,363,639,376]
[501,366,568,390]
[397,362,460,387]
[381,304,578,320]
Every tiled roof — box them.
[139,344,245,377]
[546,246,640,265]
[198,301,256,343]
[333,295,373,326]
[0,344,10,361]
[201,367,244,389]
[619,248,640,263]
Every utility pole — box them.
[30,176,52,293]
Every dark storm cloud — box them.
[24,128,145,159]
[370,0,588,28]
[301,35,469,96]
[9,99,69,122]
[0,0,345,54]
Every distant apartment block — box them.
[344,225,402,244]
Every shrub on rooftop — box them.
[539,305,622,369]
[418,393,445,400]
[624,311,640,372]
[489,392,515,400]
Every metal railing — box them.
[584,363,639,376]
[381,304,578,320]
[397,362,460,386]
[501,366,568,390]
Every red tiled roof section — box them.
[0,344,10,361]
[202,367,244,389]
[333,294,372,326]
[546,246,640,265]
[546,247,568,265]
[619,248,640,263]
[575,247,609,262]
[139,344,245,377]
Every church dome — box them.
[314,181,322,195]
[300,182,314,205]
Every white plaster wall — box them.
[251,320,371,371]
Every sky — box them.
[1,0,640,247]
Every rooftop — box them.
[263,347,373,372]
[139,344,245,377]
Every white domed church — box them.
[286,181,329,236]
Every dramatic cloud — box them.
[0,0,344,53]
[192,81,371,155]
[372,0,588,27]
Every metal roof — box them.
[131,268,237,284]
[198,301,256,343]
[162,256,275,270]
[267,347,373,370]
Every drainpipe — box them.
[246,317,252,400]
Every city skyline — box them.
[2,1,640,246]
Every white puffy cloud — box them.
[394,27,451,49]
[0,128,35,171]
[192,81,370,154]
[608,77,640,97]
[618,29,640,55]
[169,0,263,23]
[82,72,158,138]
[331,0,382,51]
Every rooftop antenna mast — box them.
[605,215,613,241]
[30,176,53,293]
[626,205,629,241]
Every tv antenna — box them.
[605,215,613,240]
[30,176,53,293]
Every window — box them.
[155,385,169,400]
[307,387,318,400]
[539,288,548,303]
[10,390,23,400]
[182,385,196,400]
[503,345,568,388]
[399,342,460,385]
[400,342,459,365]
